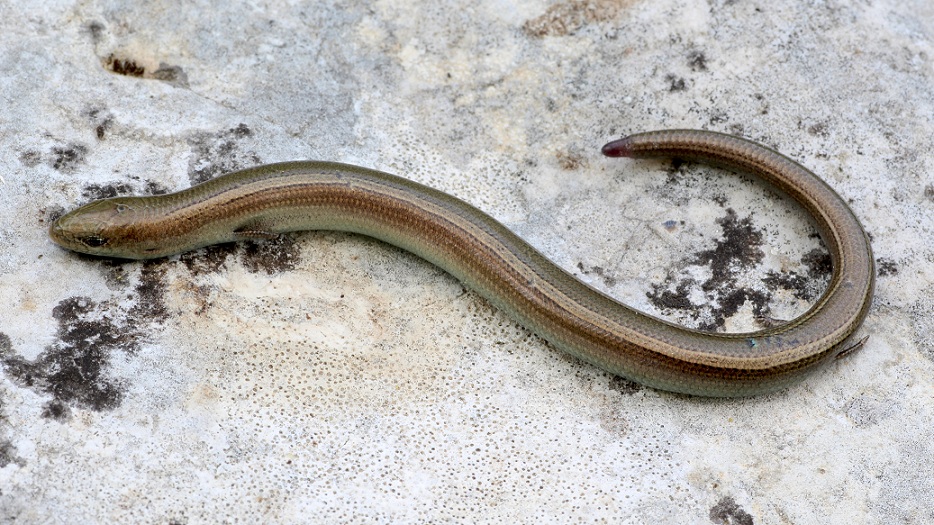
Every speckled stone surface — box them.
[1,0,932,523]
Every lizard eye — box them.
[81,235,108,248]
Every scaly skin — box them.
[49,130,875,396]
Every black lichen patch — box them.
[764,244,831,302]
[239,237,301,274]
[877,257,898,277]
[105,54,145,77]
[152,63,190,88]
[608,374,642,395]
[0,353,20,467]
[73,174,167,202]
[41,400,70,421]
[50,144,88,172]
[182,236,301,280]
[180,244,239,276]
[576,262,618,288]
[81,181,135,200]
[44,206,66,233]
[180,124,303,282]
[20,143,94,172]
[807,121,830,137]
[187,123,260,184]
[667,74,687,92]
[648,278,695,311]
[708,110,730,126]
[86,107,114,140]
[19,150,42,167]
[711,288,770,331]
[802,247,832,279]
[0,297,130,413]
[0,439,21,468]
[19,143,88,173]
[673,160,711,181]
[101,51,188,87]
[693,209,765,291]
[95,259,133,288]
[128,263,169,322]
[709,496,754,525]
[144,180,170,196]
[687,50,708,71]
[763,270,819,301]
[83,21,106,43]
[0,263,170,417]
[647,209,775,331]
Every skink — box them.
[49,129,875,396]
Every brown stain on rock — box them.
[523,0,635,37]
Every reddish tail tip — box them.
[601,138,633,158]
